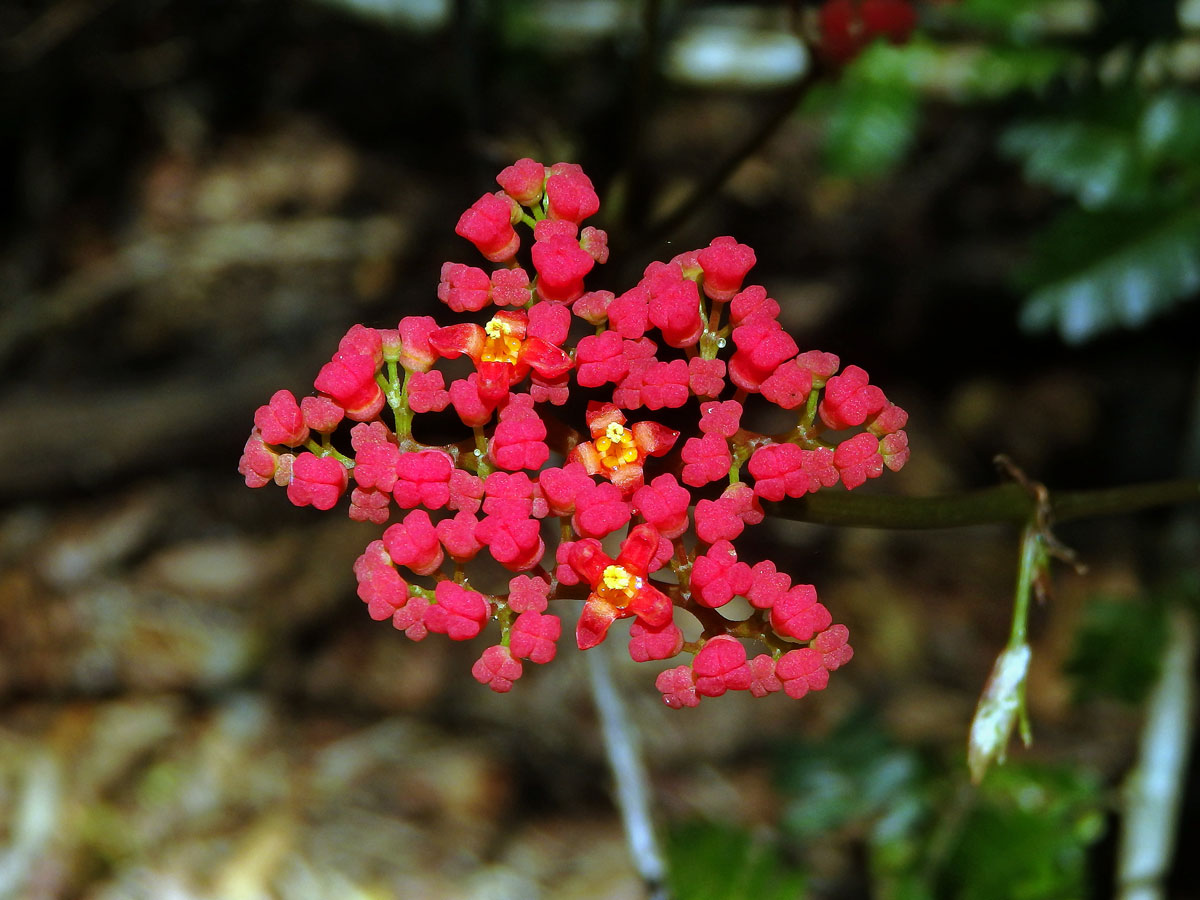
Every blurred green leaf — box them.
[954,44,1070,98]
[1002,88,1200,210]
[666,822,806,900]
[821,77,920,178]
[940,764,1105,900]
[774,712,924,837]
[1001,119,1145,209]
[771,715,1106,899]
[810,39,1069,181]
[946,0,1073,36]
[1018,201,1200,342]
[855,39,1069,99]
[1138,89,1200,165]
[1066,595,1168,704]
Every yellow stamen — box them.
[602,565,632,592]
[597,423,639,471]
[481,317,523,364]
[597,564,641,608]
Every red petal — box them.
[569,539,614,586]
[577,597,619,649]
[476,360,512,404]
[632,421,680,457]
[585,401,625,436]
[570,441,604,477]
[615,523,661,575]
[609,462,645,495]
[493,308,529,339]
[429,323,484,361]
[520,336,573,380]
[630,584,673,628]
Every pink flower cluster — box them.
[240,159,910,705]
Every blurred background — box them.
[1,0,1198,897]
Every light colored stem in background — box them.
[1116,606,1197,900]
[586,639,672,900]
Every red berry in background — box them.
[819,0,917,65]
[861,0,918,44]
[818,0,862,65]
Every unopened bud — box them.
[967,643,1032,784]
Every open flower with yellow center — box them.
[569,525,673,649]
[570,402,679,495]
[429,308,573,404]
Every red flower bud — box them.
[697,236,756,302]
[496,157,546,205]
[254,389,309,446]
[287,452,348,510]
[427,581,490,641]
[472,644,524,692]
[456,192,520,262]
[693,635,753,696]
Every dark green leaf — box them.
[775,712,924,837]
[1000,119,1144,209]
[667,822,806,900]
[1138,89,1200,165]
[1019,202,1200,342]
[1065,594,1168,704]
[940,764,1105,900]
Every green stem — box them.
[1009,523,1042,649]
[473,426,493,477]
[774,480,1200,530]
[304,437,354,467]
[392,367,413,440]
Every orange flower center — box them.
[481,318,523,364]
[594,422,639,471]
[598,564,640,607]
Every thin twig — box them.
[774,479,1200,530]
[586,638,672,900]
[638,72,815,249]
